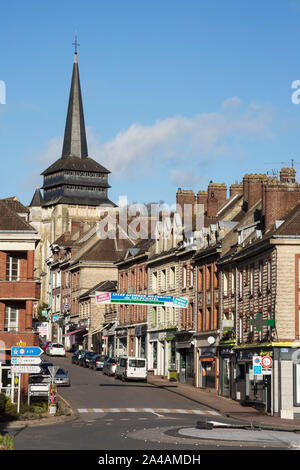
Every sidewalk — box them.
[147,375,300,431]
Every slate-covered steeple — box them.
[61,51,88,159]
[38,46,115,208]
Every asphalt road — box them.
[9,355,294,451]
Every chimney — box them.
[263,169,300,230]
[230,183,243,198]
[197,190,208,214]
[176,189,196,223]
[243,174,267,210]
[207,182,227,218]
[280,167,296,183]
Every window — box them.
[169,267,175,289]
[4,306,18,331]
[250,267,254,296]
[160,306,166,326]
[152,272,157,292]
[6,256,19,281]
[151,307,157,328]
[239,271,243,298]
[239,317,243,343]
[198,269,203,291]
[190,266,194,288]
[267,260,272,291]
[182,265,187,288]
[223,271,229,296]
[231,269,235,294]
[206,267,211,289]
[169,307,175,325]
[259,263,263,293]
[161,269,166,291]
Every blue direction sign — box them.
[11,346,43,357]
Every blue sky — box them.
[1,0,300,206]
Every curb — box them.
[0,395,78,430]
[147,378,300,433]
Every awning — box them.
[200,357,215,362]
[63,328,86,337]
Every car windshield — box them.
[52,344,64,348]
[129,360,146,368]
[55,369,66,376]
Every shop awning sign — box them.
[95,292,188,308]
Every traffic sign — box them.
[253,365,262,375]
[11,365,41,374]
[11,357,42,365]
[11,346,43,357]
[261,356,272,368]
[252,356,261,366]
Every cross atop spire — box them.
[72,33,80,62]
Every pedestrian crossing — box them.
[77,407,220,416]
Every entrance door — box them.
[0,365,12,398]
[204,360,215,389]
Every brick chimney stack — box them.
[243,173,268,210]
[197,190,208,214]
[263,168,300,230]
[207,182,227,218]
[230,183,243,198]
[176,188,196,223]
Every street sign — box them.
[48,366,60,378]
[11,346,43,357]
[28,383,49,397]
[12,365,41,374]
[11,357,42,365]
[252,356,262,367]
[261,356,272,368]
[253,365,262,375]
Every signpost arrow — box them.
[11,365,42,374]
[11,347,43,357]
[11,357,42,365]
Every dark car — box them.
[42,341,52,353]
[40,361,53,375]
[102,357,117,376]
[89,355,107,371]
[82,352,98,368]
[78,351,91,367]
[71,350,82,364]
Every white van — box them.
[115,356,147,382]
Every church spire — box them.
[61,37,88,159]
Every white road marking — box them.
[77,408,220,416]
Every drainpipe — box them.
[194,263,198,387]
[235,266,238,344]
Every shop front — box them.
[199,346,217,389]
[135,324,147,358]
[234,346,273,413]
[175,332,195,386]
[116,328,128,357]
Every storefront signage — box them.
[95,292,188,308]
[251,313,275,331]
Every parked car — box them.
[102,357,117,376]
[53,368,70,386]
[40,361,53,375]
[71,350,82,364]
[74,349,86,365]
[115,356,147,382]
[78,350,91,367]
[46,343,66,357]
[82,352,99,368]
[89,355,107,371]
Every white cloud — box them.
[31,97,275,189]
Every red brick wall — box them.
[264,185,300,230]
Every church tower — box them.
[29,43,117,304]
[40,47,115,208]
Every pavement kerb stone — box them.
[146,377,300,433]
[0,394,78,429]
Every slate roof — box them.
[0,200,36,231]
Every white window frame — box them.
[4,306,18,331]
[6,256,20,281]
